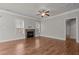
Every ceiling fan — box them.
[37,9,50,17]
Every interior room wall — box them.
[41,9,79,42]
[0,12,18,42]
[0,11,40,42]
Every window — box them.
[16,19,24,34]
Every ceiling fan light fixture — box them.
[41,12,45,16]
[37,9,50,17]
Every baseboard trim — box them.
[40,35,65,41]
[0,36,65,43]
[0,38,25,43]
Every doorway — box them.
[65,18,77,54]
[66,18,76,40]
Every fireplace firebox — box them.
[25,29,35,38]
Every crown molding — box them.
[0,9,41,22]
[45,8,79,19]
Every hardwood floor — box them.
[0,36,79,55]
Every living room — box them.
[0,3,79,55]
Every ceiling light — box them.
[37,9,50,17]
[41,13,45,16]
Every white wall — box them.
[0,13,19,42]
[24,19,36,29]
[0,12,26,42]
[41,17,65,40]
[0,12,40,42]
[41,9,79,42]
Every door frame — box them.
[65,18,77,41]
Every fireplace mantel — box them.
[25,29,35,32]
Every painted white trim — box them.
[40,35,65,40]
[76,17,79,43]
[46,8,79,20]
[65,17,78,43]
[64,19,66,41]
[0,38,25,43]
[0,9,41,21]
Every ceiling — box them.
[0,3,79,19]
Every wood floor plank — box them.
[0,36,78,55]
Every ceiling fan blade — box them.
[45,14,49,16]
[37,9,50,17]
[45,10,49,13]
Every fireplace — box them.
[25,29,35,38]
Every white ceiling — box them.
[0,3,79,19]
